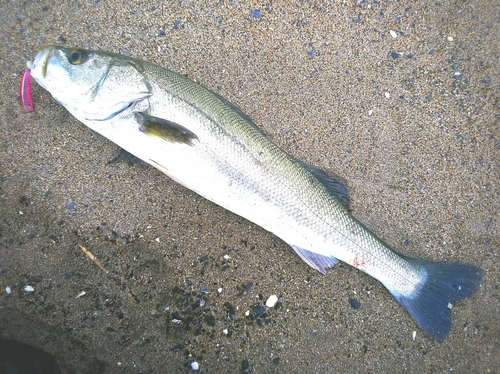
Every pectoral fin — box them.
[135,112,198,145]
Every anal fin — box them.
[291,245,338,275]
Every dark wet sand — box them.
[1,1,498,373]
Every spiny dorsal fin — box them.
[300,161,350,208]
[135,112,198,145]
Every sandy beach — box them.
[0,1,498,372]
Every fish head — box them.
[28,46,151,123]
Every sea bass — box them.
[27,46,483,339]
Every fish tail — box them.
[390,260,483,339]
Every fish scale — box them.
[27,46,483,339]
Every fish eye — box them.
[68,49,87,65]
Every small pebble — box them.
[252,10,262,19]
[223,254,230,260]
[23,285,34,292]
[265,295,278,308]
[350,298,361,309]
[191,361,199,371]
[5,287,12,294]
[384,91,390,99]
[412,331,417,340]
[447,36,454,41]
[217,287,223,293]
[389,30,397,38]
[223,328,228,335]
[199,299,206,307]
[390,51,400,60]
[253,305,265,316]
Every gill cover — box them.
[29,47,151,121]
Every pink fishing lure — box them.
[20,69,34,112]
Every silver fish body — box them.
[28,46,483,339]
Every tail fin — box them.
[391,260,483,339]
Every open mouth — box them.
[26,46,55,79]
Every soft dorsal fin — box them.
[135,112,198,145]
[300,161,350,208]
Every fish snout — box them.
[28,46,56,80]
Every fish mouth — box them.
[27,46,55,79]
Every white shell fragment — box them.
[191,361,199,371]
[266,295,278,308]
[384,92,390,99]
[23,285,34,292]
[75,290,86,298]
[5,287,12,294]
[390,30,397,38]
[412,331,417,340]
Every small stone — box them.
[350,298,361,309]
[217,287,223,293]
[241,359,250,371]
[384,92,390,99]
[191,361,199,371]
[389,30,397,38]
[5,287,11,294]
[223,328,228,335]
[253,305,265,316]
[23,285,34,293]
[252,10,262,19]
[265,295,278,308]
[412,331,417,340]
[447,36,454,41]
[390,51,400,59]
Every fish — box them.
[27,46,483,339]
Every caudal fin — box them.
[391,260,483,339]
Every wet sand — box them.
[1,1,498,373]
